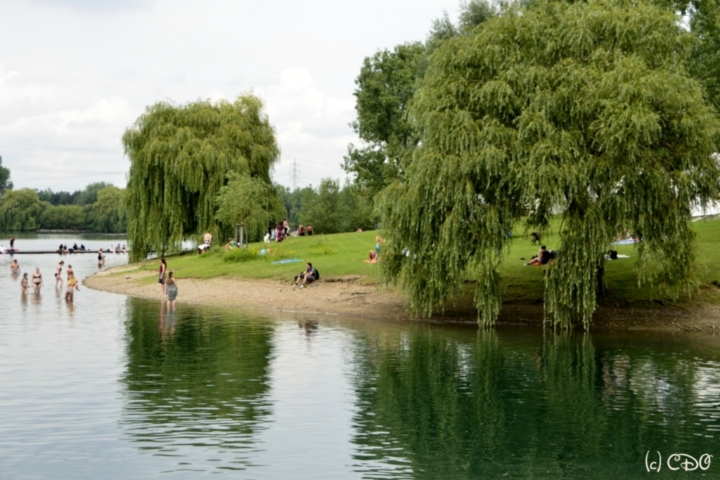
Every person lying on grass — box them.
[292,262,319,289]
[525,245,555,266]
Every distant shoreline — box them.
[84,263,720,333]
[36,229,127,235]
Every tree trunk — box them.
[596,259,610,297]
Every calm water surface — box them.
[1,236,720,479]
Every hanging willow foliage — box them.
[123,95,279,261]
[379,0,720,328]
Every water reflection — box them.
[120,297,275,472]
[349,327,720,479]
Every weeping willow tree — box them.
[123,94,279,261]
[379,0,720,328]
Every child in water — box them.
[65,274,80,301]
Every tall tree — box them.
[345,1,495,194]
[88,186,127,233]
[683,0,720,113]
[299,178,343,234]
[380,0,720,328]
[0,188,46,231]
[214,173,286,242]
[77,182,114,206]
[123,94,279,261]
[344,42,426,194]
[0,156,12,198]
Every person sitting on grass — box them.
[225,238,237,250]
[292,262,319,289]
[364,250,378,264]
[525,245,553,266]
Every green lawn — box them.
[129,219,720,306]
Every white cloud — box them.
[0,0,461,191]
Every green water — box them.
[1,245,719,478]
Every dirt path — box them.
[84,265,720,333]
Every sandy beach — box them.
[84,264,720,333]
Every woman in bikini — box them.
[158,258,167,294]
[10,259,20,275]
[21,273,29,295]
[32,267,43,293]
[55,261,64,287]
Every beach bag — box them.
[314,269,320,280]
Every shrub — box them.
[223,248,257,263]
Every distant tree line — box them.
[276,179,377,235]
[0,181,127,233]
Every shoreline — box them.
[84,264,720,333]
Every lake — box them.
[1,235,719,479]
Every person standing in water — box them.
[10,259,20,275]
[166,271,178,310]
[21,273,29,294]
[65,274,80,302]
[55,261,64,288]
[32,267,43,294]
[97,249,105,268]
[66,264,74,281]
[158,258,167,294]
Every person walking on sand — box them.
[166,271,178,311]
[21,272,29,294]
[32,267,43,294]
[159,258,167,294]
[55,261,64,288]
[65,273,80,302]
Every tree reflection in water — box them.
[119,297,274,471]
[349,326,720,479]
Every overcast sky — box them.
[0,0,460,192]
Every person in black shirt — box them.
[292,262,319,288]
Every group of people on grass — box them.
[11,259,80,301]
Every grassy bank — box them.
[122,218,720,308]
